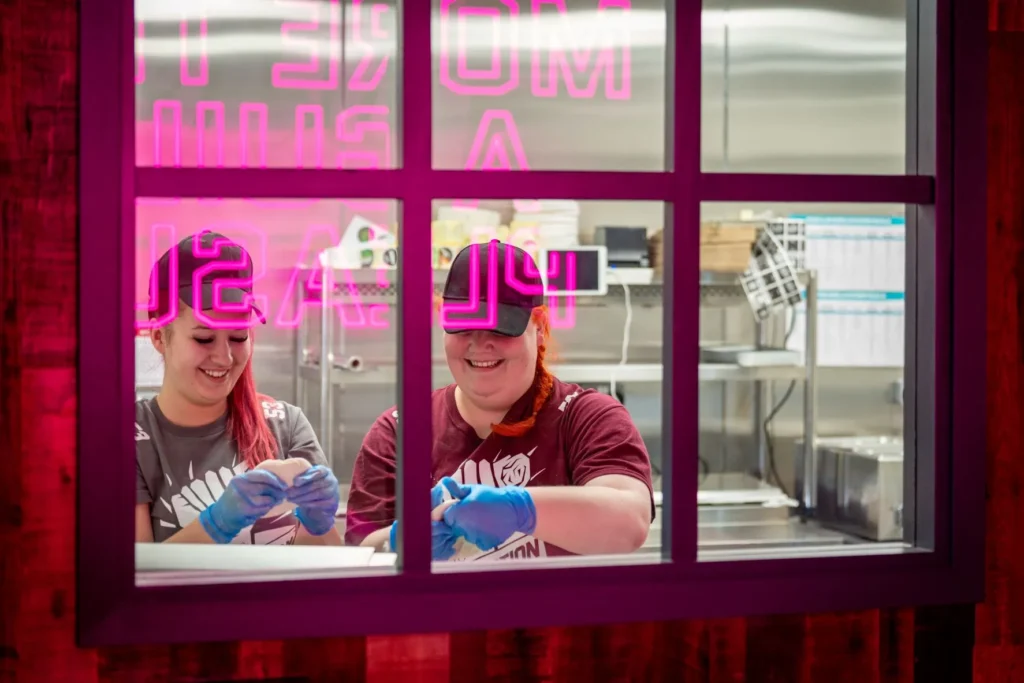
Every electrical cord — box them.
[762,308,797,500]
[609,270,708,485]
[608,269,633,402]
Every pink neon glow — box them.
[440,241,500,331]
[179,17,209,87]
[370,4,388,37]
[440,0,519,96]
[531,0,631,100]
[453,110,530,211]
[334,105,391,169]
[196,101,226,167]
[152,100,183,167]
[135,223,178,330]
[348,0,390,92]
[466,110,529,170]
[272,0,341,90]
[190,232,259,329]
[547,295,577,329]
[274,225,387,330]
[294,104,325,168]
[140,101,392,170]
[239,102,269,168]
[457,7,502,81]
[135,21,145,85]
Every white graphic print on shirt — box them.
[156,457,298,545]
[445,446,549,562]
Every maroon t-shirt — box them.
[345,377,655,562]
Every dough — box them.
[255,457,312,518]
[255,456,312,487]
[431,499,457,522]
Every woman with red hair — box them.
[346,240,654,561]
[134,231,341,546]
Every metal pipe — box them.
[319,267,334,468]
[802,270,819,511]
[753,319,767,479]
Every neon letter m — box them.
[530,0,631,100]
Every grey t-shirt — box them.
[135,397,328,544]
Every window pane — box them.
[135,0,398,168]
[701,0,907,174]
[422,199,664,570]
[133,198,400,584]
[431,1,668,171]
[697,202,908,560]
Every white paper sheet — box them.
[786,215,905,367]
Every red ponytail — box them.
[492,306,555,438]
[227,358,278,469]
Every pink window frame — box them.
[77,0,987,645]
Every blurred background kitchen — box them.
[133,0,908,558]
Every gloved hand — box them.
[287,465,341,536]
[440,477,537,551]
[199,469,289,544]
[388,480,462,560]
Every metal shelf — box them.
[297,361,807,386]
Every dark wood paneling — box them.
[1,0,1019,681]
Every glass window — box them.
[701,0,907,174]
[133,198,400,583]
[697,202,908,558]
[426,199,666,568]
[135,0,399,168]
[431,0,668,171]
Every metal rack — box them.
[293,267,820,512]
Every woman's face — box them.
[444,321,540,413]
[152,305,253,408]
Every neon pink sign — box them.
[530,0,631,100]
[439,242,577,331]
[275,224,389,330]
[135,223,390,332]
[437,0,630,98]
[273,0,342,90]
[135,0,637,334]
[144,101,392,170]
[135,223,178,330]
[136,222,575,333]
[180,15,209,86]
[349,0,390,91]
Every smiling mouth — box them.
[200,369,230,379]
[466,359,503,370]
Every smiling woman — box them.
[134,231,343,547]
[346,240,656,564]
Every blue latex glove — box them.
[388,481,462,560]
[440,477,537,551]
[199,469,289,544]
[287,465,341,536]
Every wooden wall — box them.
[0,1,1018,681]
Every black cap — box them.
[150,231,266,324]
[441,240,545,337]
